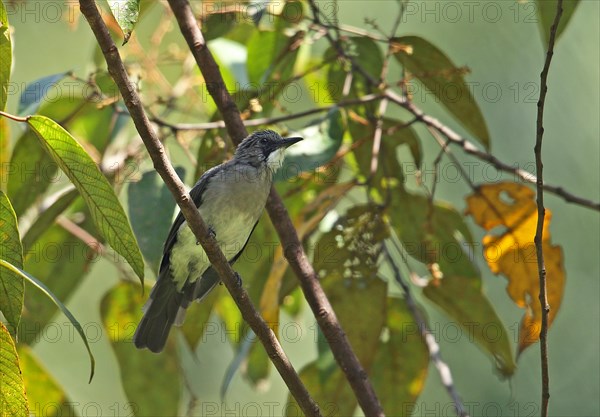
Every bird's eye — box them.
[260,137,268,144]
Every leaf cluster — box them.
[0,0,580,415]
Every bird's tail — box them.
[133,268,220,353]
[133,273,185,353]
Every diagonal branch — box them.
[78,1,320,416]
[383,242,469,417]
[150,93,384,132]
[165,0,384,415]
[535,1,564,416]
[387,91,600,212]
[307,4,599,213]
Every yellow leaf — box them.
[466,182,565,354]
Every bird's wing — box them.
[159,164,222,275]
[191,218,260,300]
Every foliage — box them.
[101,282,180,416]
[0,322,27,417]
[0,191,23,336]
[466,182,565,354]
[0,0,590,415]
[391,36,490,148]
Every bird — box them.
[133,129,303,353]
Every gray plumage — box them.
[133,130,302,353]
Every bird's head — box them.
[234,129,303,171]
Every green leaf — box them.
[26,115,144,282]
[67,104,120,154]
[285,363,356,417]
[287,206,390,416]
[392,36,490,149]
[246,29,300,86]
[17,72,69,115]
[181,288,220,349]
[389,191,515,374]
[108,0,141,45]
[0,0,11,111]
[389,191,475,276]
[326,36,383,106]
[19,202,97,345]
[371,298,429,415]
[0,118,9,192]
[7,95,98,217]
[537,0,580,44]
[274,109,344,181]
[278,1,304,27]
[246,337,269,384]
[0,259,95,382]
[202,12,240,41]
[27,92,90,122]
[219,219,281,392]
[21,188,79,253]
[0,1,10,194]
[423,274,516,376]
[101,282,181,416]
[382,118,422,167]
[222,20,255,45]
[350,117,422,192]
[346,36,384,82]
[0,322,28,417]
[214,293,244,346]
[18,346,77,417]
[304,58,334,105]
[315,205,389,368]
[128,168,184,274]
[236,219,279,305]
[6,131,58,217]
[0,191,23,336]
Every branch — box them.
[308,0,381,87]
[369,98,388,177]
[383,243,469,417]
[387,91,600,212]
[151,94,384,132]
[78,1,320,416]
[535,1,563,416]
[165,0,384,415]
[307,6,599,213]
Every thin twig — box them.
[535,1,563,415]
[426,125,515,241]
[55,216,136,283]
[369,98,388,178]
[387,91,600,212]
[151,94,384,132]
[0,110,27,122]
[78,1,320,415]
[383,242,469,417]
[165,1,385,416]
[367,9,400,182]
[307,22,388,42]
[151,95,600,212]
[306,9,600,213]
[427,132,450,200]
[308,0,381,88]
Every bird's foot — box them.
[208,226,216,239]
[196,227,216,245]
[233,272,243,288]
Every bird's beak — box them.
[280,136,303,148]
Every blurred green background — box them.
[5,1,598,416]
